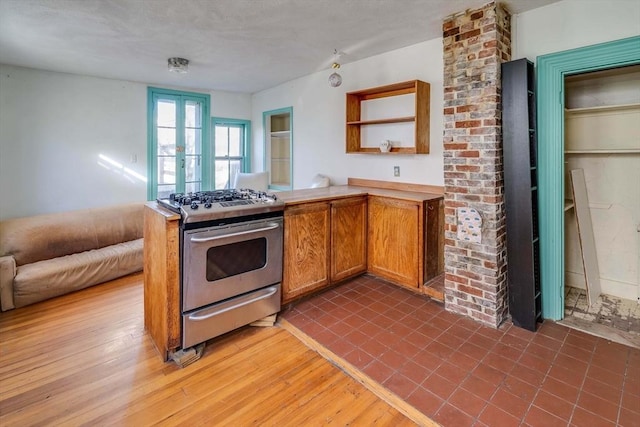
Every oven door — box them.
[182,217,283,312]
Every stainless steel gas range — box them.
[157,189,284,349]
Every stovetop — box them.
[157,189,284,223]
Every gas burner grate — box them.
[164,188,278,208]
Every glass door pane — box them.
[184,100,203,193]
[156,99,177,198]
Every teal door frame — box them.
[536,36,640,320]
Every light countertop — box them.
[277,185,443,205]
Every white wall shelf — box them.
[263,108,293,190]
[565,101,640,152]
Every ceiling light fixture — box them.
[168,57,189,73]
[328,49,342,87]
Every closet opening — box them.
[560,64,640,347]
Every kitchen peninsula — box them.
[144,179,444,360]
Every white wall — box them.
[3,0,638,216]
[211,90,252,120]
[250,0,640,191]
[251,38,444,189]
[513,0,640,61]
[0,65,251,220]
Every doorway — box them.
[561,66,640,347]
[537,36,640,344]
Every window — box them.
[212,118,251,189]
[147,87,210,200]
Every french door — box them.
[148,88,210,199]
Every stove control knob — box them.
[204,202,212,208]
[190,202,198,210]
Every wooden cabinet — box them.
[346,80,430,154]
[143,204,181,361]
[283,196,368,304]
[283,201,330,303]
[367,196,443,290]
[368,197,420,288]
[502,58,541,331]
[330,196,367,282]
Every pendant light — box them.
[328,49,342,87]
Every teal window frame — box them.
[536,36,640,320]
[211,117,252,189]
[147,87,211,200]
[263,107,293,190]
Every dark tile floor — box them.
[281,275,640,427]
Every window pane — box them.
[185,128,201,155]
[185,101,202,128]
[214,160,229,189]
[157,100,176,127]
[185,155,201,182]
[215,125,229,157]
[158,156,176,185]
[229,160,242,188]
[185,181,201,194]
[157,184,175,199]
[229,126,242,157]
[158,128,176,155]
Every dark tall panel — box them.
[502,58,541,332]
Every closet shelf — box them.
[565,103,640,114]
[270,130,291,138]
[565,149,640,154]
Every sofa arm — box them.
[0,255,16,311]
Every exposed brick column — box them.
[442,2,511,327]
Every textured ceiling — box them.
[0,0,559,93]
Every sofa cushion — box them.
[0,203,143,266]
[13,238,143,308]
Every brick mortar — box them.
[442,1,511,328]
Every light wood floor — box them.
[0,274,418,426]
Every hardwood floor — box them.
[0,274,418,426]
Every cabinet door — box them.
[368,196,420,288]
[283,201,330,303]
[331,196,367,282]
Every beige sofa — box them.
[0,203,144,311]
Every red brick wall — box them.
[442,2,511,327]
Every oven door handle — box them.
[187,286,279,321]
[189,223,280,243]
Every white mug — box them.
[380,140,391,153]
